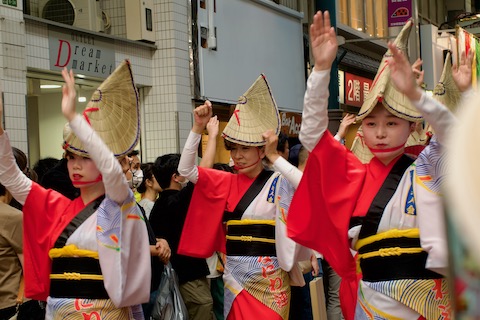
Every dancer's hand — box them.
[61,68,77,122]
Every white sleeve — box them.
[272,156,302,188]
[69,114,129,204]
[411,92,456,145]
[0,132,32,204]
[178,130,201,184]
[299,70,330,152]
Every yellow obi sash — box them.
[226,219,276,256]
[355,228,443,281]
[48,244,108,299]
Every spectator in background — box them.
[149,113,219,320]
[0,179,24,320]
[137,162,161,219]
[33,157,59,184]
[277,131,289,160]
[40,157,79,200]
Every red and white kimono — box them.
[287,70,454,320]
[177,132,309,320]
[0,114,150,319]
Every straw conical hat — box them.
[350,126,374,164]
[433,51,461,112]
[63,60,140,157]
[357,20,423,122]
[222,74,280,146]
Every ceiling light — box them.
[78,96,87,102]
[40,84,61,89]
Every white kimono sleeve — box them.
[299,69,330,152]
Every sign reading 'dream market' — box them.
[48,28,115,79]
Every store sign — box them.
[48,28,115,79]
[338,70,345,104]
[345,73,373,107]
[387,0,412,28]
[280,112,301,137]
[1,0,17,8]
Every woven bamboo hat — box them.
[63,60,140,157]
[222,74,280,146]
[433,51,461,112]
[357,19,423,123]
[350,126,374,164]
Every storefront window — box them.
[338,0,348,25]
[375,0,387,37]
[365,0,375,37]
[337,0,388,37]
[350,0,365,32]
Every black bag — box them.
[16,300,46,320]
[151,263,188,320]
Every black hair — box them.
[223,139,263,151]
[277,132,288,153]
[213,162,234,173]
[4,147,38,208]
[33,157,59,183]
[153,153,180,189]
[41,158,79,200]
[137,162,155,194]
[128,150,140,157]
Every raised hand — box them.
[61,68,77,122]
[206,115,219,138]
[453,50,473,92]
[337,113,356,139]
[262,129,280,163]
[386,42,422,101]
[412,58,425,87]
[310,11,338,71]
[192,100,213,134]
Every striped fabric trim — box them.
[355,228,420,251]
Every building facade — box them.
[0,0,476,165]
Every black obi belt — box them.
[49,253,108,299]
[226,220,276,257]
[355,229,443,282]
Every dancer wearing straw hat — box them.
[0,60,150,319]
[286,11,470,320]
[176,75,311,320]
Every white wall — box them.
[37,90,93,159]
[197,0,306,111]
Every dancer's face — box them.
[362,104,415,165]
[66,152,102,187]
[230,143,265,178]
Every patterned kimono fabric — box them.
[223,170,290,320]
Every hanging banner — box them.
[387,0,412,28]
[455,26,480,87]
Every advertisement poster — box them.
[387,0,412,27]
